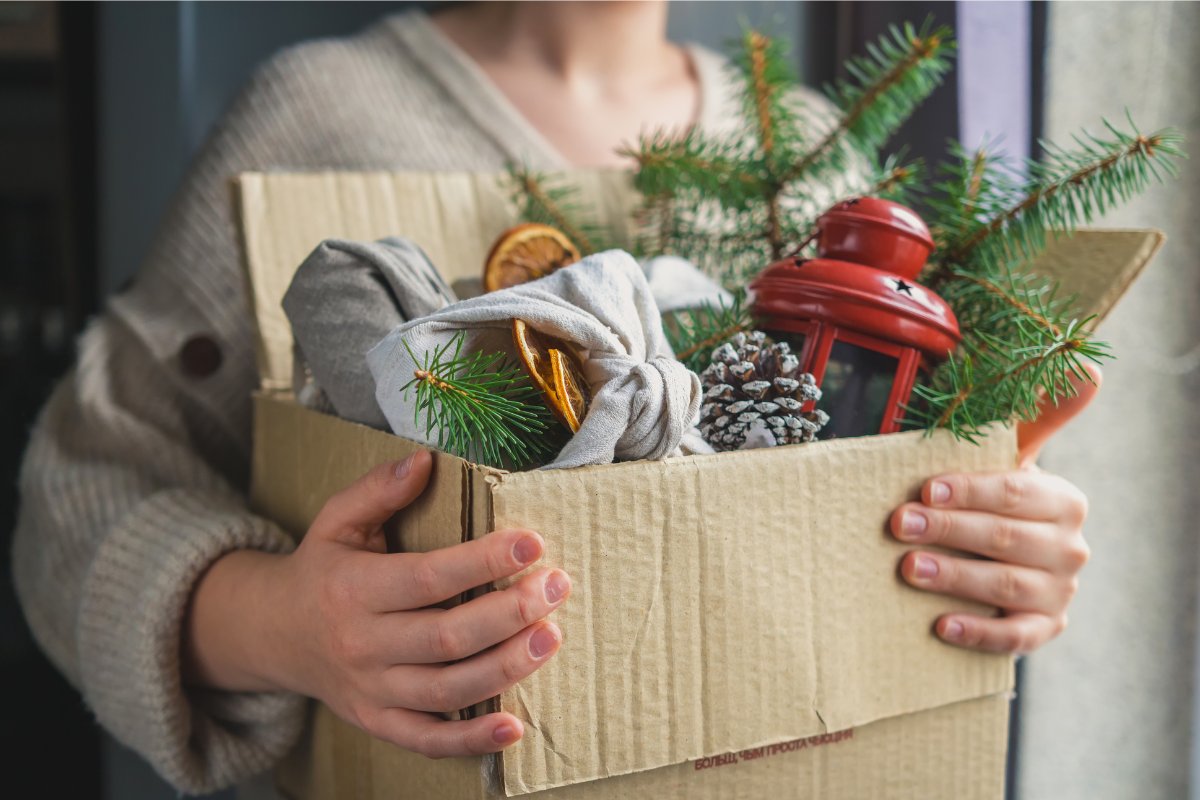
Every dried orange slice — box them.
[484,223,581,293]
[549,350,587,432]
[512,318,589,433]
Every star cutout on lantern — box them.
[893,279,914,296]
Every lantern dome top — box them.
[818,197,934,279]
[750,257,961,358]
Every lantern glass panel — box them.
[820,340,897,438]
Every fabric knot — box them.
[613,356,702,461]
[364,247,709,469]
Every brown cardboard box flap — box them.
[488,427,1016,794]
[252,393,1018,797]
[1031,228,1165,328]
[236,169,636,391]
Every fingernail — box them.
[395,453,418,479]
[544,570,570,604]
[529,623,561,659]
[512,535,542,566]
[900,510,928,539]
[492,723,518,744]
[942,620,964,641]
[930,481,951,505]
[913,555,939,580]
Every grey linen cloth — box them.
[282,237,455,428]
[368,249,706,468]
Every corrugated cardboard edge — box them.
[250,392,470,554]
[1030,228,1165,327]
[234,169,637,392]
[486,427,1017,795]
[277,690,1011,800]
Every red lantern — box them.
[749,198,960,437]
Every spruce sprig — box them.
[869,152,923,202]
[925,139,1020,253]
[908,317,1111,438]
[785,20,954,183]
[932,118,1184,279]
[401,332,563,469]
[504,25,1183,444]
[506,164,612,254]
[664,290,753,373]
[625,129,764,212]
[909,119,1183,439]
[623,21,950,280]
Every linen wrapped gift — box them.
[284,238,710,469]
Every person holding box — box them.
[11,2,1089,795]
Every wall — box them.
[1018,3,1200,798]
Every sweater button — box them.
[180,335,222,378]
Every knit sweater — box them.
[11,10,841,794]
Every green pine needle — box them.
[869,153,923,203]
[785,20,954,184]
[906,319,1111,440]
[401,332,565,469]
[938,117,1184,274]
[506,164,615,254]
[624,129,766,212]
[664,290,754,373]
[501,23,1184,446]
[912,116,1184,440]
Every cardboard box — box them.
[236,170,1163,799]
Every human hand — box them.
[888,364,1101,654]
[252,452,569,757]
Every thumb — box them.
[1017,362,1103,468]
[309,451,433,548]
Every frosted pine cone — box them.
[698,331,829,451]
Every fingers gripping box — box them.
[236,170,1162,799]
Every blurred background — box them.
[0,1,1195,798]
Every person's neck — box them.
[433,1,676,88]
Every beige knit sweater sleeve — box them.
[10,9,563,788]
[11,46,332,795]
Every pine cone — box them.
[698,331,829,451]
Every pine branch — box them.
[940,120,1184,270]
[507,165,608,254]
[909,318,1110,439]
[870,154,922,201]
[665,291,753,372]
[745,30,785,258]
[923,141,1023,285]
[955,271,1062,337]
[400,332,564,469]
[963,148,988,219]
[730,25,803,166]
[623,130,764,211]
[784,20,954,184]
[747,30,779,157]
